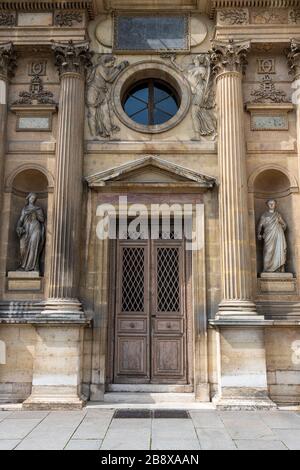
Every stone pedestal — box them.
[7,271,42,292]
[214,327,276,410]
[23,326,85,410]
[259,273,296,295]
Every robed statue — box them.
[257,199,287,273]
[86,54,129,140]
[164,53,217,140]
[16,193,46,273]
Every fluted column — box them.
[0,43,16,209]
[288,40,300,168]
[44,41,92,316]
[211,40,257,319]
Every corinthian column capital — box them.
[287,39,300,79]
[52,40,92,78]
[210,39,250,76]
[0,42,17,81]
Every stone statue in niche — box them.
[257,199,287,273]
[86,54,129,140]
[16,193,46,273]
[164,53,217,140]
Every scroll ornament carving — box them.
[13,74,56,106]
[251,75,287,104]
[219,9,249,25]
[289,9,300,24]
[0,12,16,26]
[0,43,17,80]
[163,53,216,141]
[52,40,92,77]
[209,39,250,75]
[54,11,83,27]
[251,9,287,24]
[257,199,287,273]
[86,54,129,140]
[16,193,46,274]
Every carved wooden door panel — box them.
[114,239,187,384]
[114,241,150,383]
[151,241,187,383]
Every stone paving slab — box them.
[0,409,298,450]
[65,440,102,450]
[234,439,288,450]
[151,418,200,450]
[72,410,114,440]
[0,440,20,450]
[196,428,237,450]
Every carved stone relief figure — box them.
[86,54,129,140]
[165,54,217,140]
[257,199,287,273]
[16,193,46,273]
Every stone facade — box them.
[0,0,299,410]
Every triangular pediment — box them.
[86,156,216,189]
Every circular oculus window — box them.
[113,62,191,134]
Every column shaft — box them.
[44,41,91,316]
[49,72,84,300]
[211,40,257,318]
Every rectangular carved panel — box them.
[152,338,184,378]
[116,337,148,377]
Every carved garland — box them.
[54,11,83,27]
[0,12,16,26]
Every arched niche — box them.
[6,168,49,275]
[252,168,296,275]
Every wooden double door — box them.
[113,238,189,384]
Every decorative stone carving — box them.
[251,9,287,24]
[257,199,287,273]
[52,40,92,77]
[16,193,46,274]
[0,43,17,80]
[0,12,16,27]
[287,39,300,77]
[218,9,249,25]
[257,58,275,74]
[86,54,129,140]
[54,11,83,27]
[29,61,47,77]
[165,54,216,140]
[13,75,56,106]
[210,39,250,75]
[250,75,288,104]
[289,9,300,24]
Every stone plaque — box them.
[114,14,189,52]
[17,116,51,131]
[18,13,53,27]
[252,114,288,131]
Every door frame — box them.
[107,235,193,386]
[90,194,210,401]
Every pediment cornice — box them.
[86,156,216,190]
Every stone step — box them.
[104,392,196,404]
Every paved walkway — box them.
[0,409,299,450]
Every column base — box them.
[41,298,85,321]
[23,389,86,411]
[212,395,277,411]
[195,383,211,402]
[217,300,263,321]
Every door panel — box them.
[114,242,150,383]
[114,238,187,384]
[151,242,186,383]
